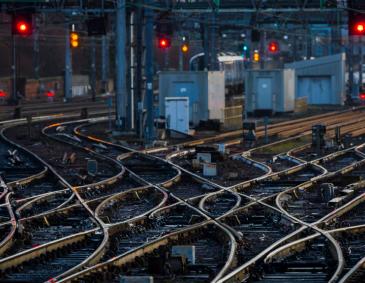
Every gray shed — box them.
[158,71,225,126]
[285,53,346,105]
[245,69,295,115]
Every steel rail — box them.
[71,116,365,282]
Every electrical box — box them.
[87,159,98,176]
[165,97,189,134]
[203,163,217,176]
[172,245,196,265]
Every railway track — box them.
[0,206,96,259]
[257,234,337,282]
[0,137,43,184]
[70,116,365,282]
[0,97,113,121]
[0,229,103,283]
[1,109,365,282]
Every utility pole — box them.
[135,6,143,137]
[11,34,17,105]
[64,22,72,101]
[260,30,266,69]
[115,0,127,129]
[144,0,155,143]
[101,34,109,93]
[90,37,96,102]
[33,15,40,82]
[178,38,183,71]
[203,14,210,70]
[359,37,363,88]
[129,11,135,129]
[349,36,354,97]
[306,25,312,59]
[210,10,218,70]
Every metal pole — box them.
[210,12,217,70]
[203,14,210,70]
[101,35,109,93]
[33,15,40,82]
[306,25,312,59]
[90,37,96,102]
[260,30,266,69]
[164,49,169,69]
[359,38,363,88]
[130,11,135,129]
[349,36,354,97]
[264,116,269,144]
[144,0,155,143]
[178,33,183,71]
[135,5,143,137]
[64,23,72,101]
[11,34,17,105]
[293,34,298,61]
[115,0,127,129]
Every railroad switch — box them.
[334,126,341,145]
[148,254,187,275]
[243,121,257,147]
[343,133,354,148]
[26,115,32,138]
[80,107,89,119]
[13,107,22,119]
[312,124,326,154]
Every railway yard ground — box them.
[2,104,365,283]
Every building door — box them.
[256,77,272,109]
[298,76,332,104]
[165,97,189,134]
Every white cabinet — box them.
[165,97,189,134]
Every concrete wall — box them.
[285,53,346,105]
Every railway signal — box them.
[350,20,365,36]
[181,43,189,53]
[348,1,365,36]
[242,44,249,59]
[268,41,279,53]
[253,50,260,62]
[12,14,32,36]
[158,36,171,49]
[70,32,79,48]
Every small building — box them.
[245,69,295,115]
[285,53,346,105]
[158,71,225,127]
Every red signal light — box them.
[46,91,55,97]
[356,23,365,33]
[360,93,365,100]
[158,37,171,49]
[268,41,279,53]
[17,22,28,32]
[12,14,32,36]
